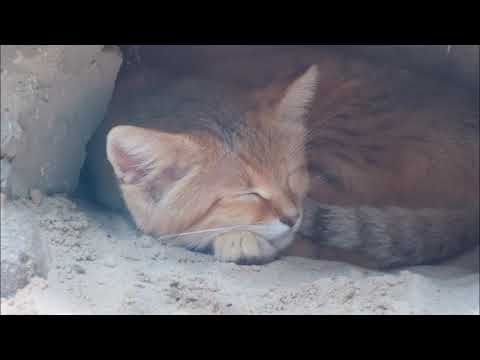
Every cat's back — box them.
[303,56,478,209]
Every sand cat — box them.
[85,46,478,268]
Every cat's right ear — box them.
[106,125,201,188]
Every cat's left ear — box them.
[276,65,319,123]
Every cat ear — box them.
[276,65,319,123]
[106,125,200,187]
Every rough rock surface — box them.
[1,199,50,297]
[1,45,122,197]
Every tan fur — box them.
[85,46,478,266]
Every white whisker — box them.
[156,222,271,241]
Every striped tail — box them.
[299,198,479,269]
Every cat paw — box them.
[213,231,277,265]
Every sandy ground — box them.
[1,195,479,315]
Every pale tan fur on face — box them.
[106,66,318,264]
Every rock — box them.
[171,311,191,315]
[0,192,6,209]
[0,159,11,193]
[72,264,86,274]
[1,45,123,197]
[138,236,154,248]
[122,254,141,262]
[29,188,43,205]
[103,254,117,268]
[1,204,50,297]
[136,272,152,284]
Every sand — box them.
[1,195,478,315]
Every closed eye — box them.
[240,192,263,199]
[234,191,266,201]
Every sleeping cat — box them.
[85,46,479,268]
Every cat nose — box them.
[279,213,300,228]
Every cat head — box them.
[106,65,318,264]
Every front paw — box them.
[213,231,277,265]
